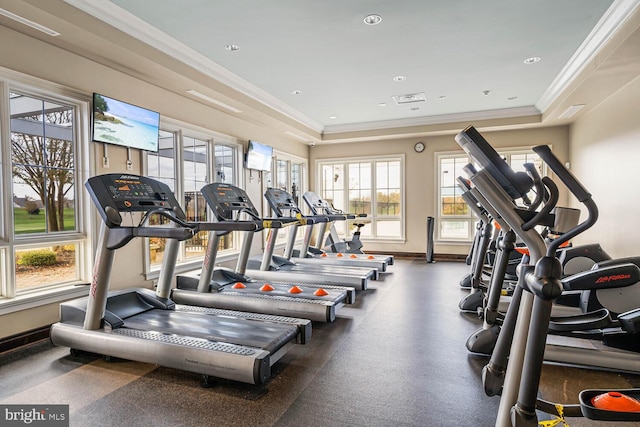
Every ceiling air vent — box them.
[392,92,426,105]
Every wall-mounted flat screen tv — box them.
[92,93,160,152]
[245,140,273,171]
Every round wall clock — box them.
[414,142,425,153]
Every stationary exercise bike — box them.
[302,191,367,254]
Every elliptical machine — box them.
[457,126,640,426]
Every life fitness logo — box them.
[595,274,631,284]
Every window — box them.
[272,156,306,204]
[438,155,473,241]
[316,156,404,241]
[144,126,241,273]
[3,88,89,300]
[183,136,209,261]
[436,149,545,242]
[266,152,307,244]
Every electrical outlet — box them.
[103,157,109,168]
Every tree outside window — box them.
[9,92,80,293]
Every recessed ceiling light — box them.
[224,44,240,52]
[378,103,387,107]
[363,14,382,25]
[291,90,302,95]
[329,115,338,119]
[482,90,491,96]
[438,96,446,100]
[393,75,407,82]
[524,56,541,64]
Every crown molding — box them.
[63,0,325,133]
[322,106,541,135]
[536,0,640,112]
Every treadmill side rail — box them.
[50,323,271,384]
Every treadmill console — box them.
[86,174,185,226]
[201,183,261,221]
[302,191,329,215]
[264,188,300,217]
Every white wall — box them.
[569,75,640,258]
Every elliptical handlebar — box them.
[522,177,558,232]
[532,145,591,202]
[522,163,545,211]
[532,145,599,256]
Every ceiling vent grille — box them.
[393,92,426,105]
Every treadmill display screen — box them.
[108,179,155,201]
[201,183,260,221]
[86,174,179,219]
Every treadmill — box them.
[200,183,374,291]
[50,174,311,385]
[302,191,394,266]
[173,187,355,323]
[264,187,388,273]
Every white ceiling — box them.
[3,0,640,142]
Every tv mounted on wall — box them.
[245,140,273,171]
[92,93,160,152]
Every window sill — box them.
[0,283,90,316]
[435,240,473,245]
[360,237,406,244]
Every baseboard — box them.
[0,326,50,355]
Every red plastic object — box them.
[260,284,275,292]
[313,288,329,296]
[337,253,344,257]
[367,255,375,259]
[350,254,358,258]
[321,253,328,257]
[591,392,640,412]
[288,285,303,294]
[231,282,246,289]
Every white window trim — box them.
[143,117,244,280]
[314,154,405,243]
[435,147,548,244]
[0,71,93,312]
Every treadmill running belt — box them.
[122,309,298,353]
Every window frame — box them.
[0,73,92,314]
[264,150,308,246]
[142,117,244,279]
[435,148,547,244]
[315,154,405,243]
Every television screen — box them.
[245,140,273,171]
[92,93,160,152]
